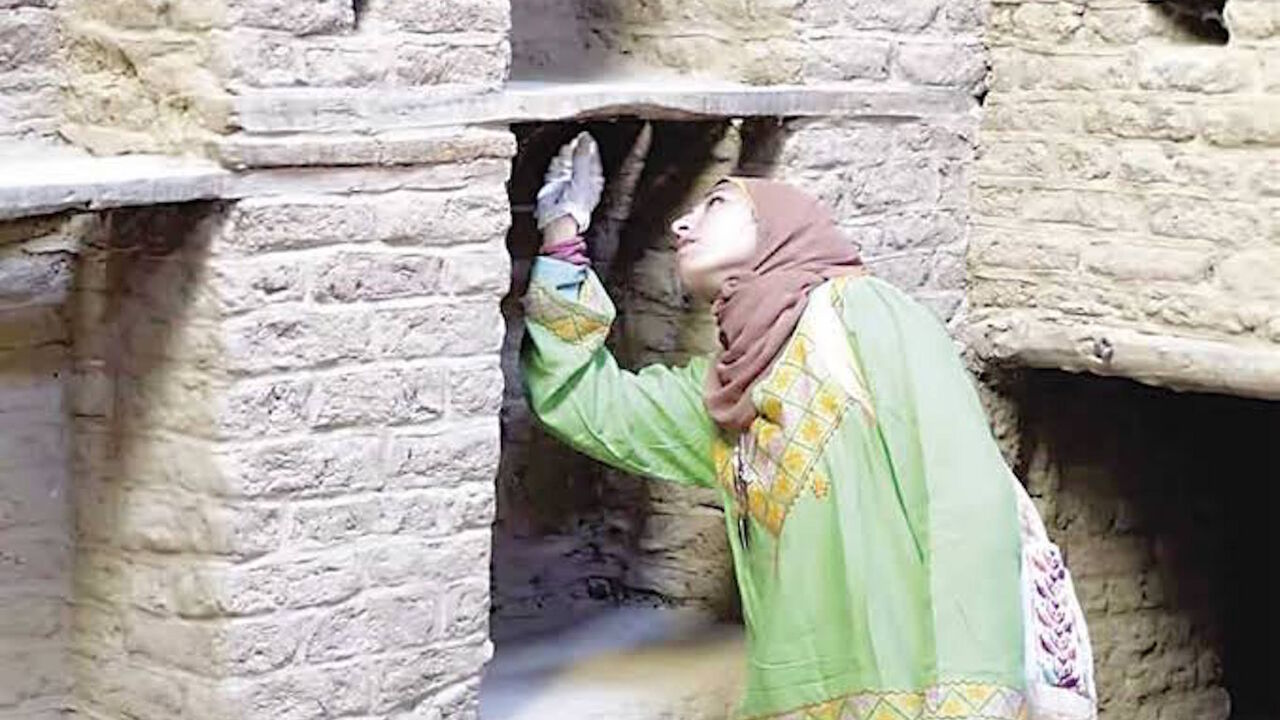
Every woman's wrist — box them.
[540,215,579,250]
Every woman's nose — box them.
[671,214,692,239]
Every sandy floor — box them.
[481,606,745,720]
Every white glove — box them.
[535,131,604,233]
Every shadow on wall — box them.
[1148,0,1230,44]
[493,118,786,639]
[508,0,797,81]
[1012,371,1277,720]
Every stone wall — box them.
[0,215,87,719]
[968,0,1280,396]
[0,130,513,720]
[511,0,987,86]
[66,141,511,720]
[0,0,63,143]
[1014,370,1279,720]
[59,0,511,154]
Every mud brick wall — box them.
[1013,371,1280,720]
[511,0,988,86]
[969,0,1280,375]
[59,0,511,154]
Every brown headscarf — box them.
[703,178,864,431]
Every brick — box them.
[1053,140,1114,181]
[226,31,387,88]
[124,612,311,676]
[893,42,985,89]
[0,249,72,307]
[362,531,489,588]
[442,579,489,641]
[0,8,58,73]
[384,421,501,489]
[369,301,505,359]
[209,258,310,316]
[1082,244,1212,282]
[1146,195,1260,243]
[1021,190,1142,231]
[1116,143,1176,184]
[449,359,503,418]
[976,140,1050,178]
[1138,48,1253,94]
[227,0,355,35]
[1201,103,1280,147]
[394,38,510,87]
[778,125,892,172]
[1083,5,1166,44]
[982,101,1083,134]
[223,308,372,375]
[974,234,1081,272]
[840,0,942,31]
[802,39,892,82]
[367,0,509,34]
[116,491,283,558]
[224,660,373,720]
[856,211,962,256]
[851,157,942,212]
[311,365,446,429]
[166,549,363,618]
[1004,3,1083,42]
[1083,102,1198,142]
[220,377,314,439]
[226,191,510,254]
[1218,250,1280,299]
[313,251,444,303]
[226,434,386,497]
[1006,52,1133,92]
[372,641,491,714]
[1224,0,1280,40]
[440,246,510,297]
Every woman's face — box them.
[671,182,759,300]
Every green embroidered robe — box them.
[521,262,1027,720]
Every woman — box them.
[522,133,1091,720]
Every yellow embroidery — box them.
[713,328,854,539]
[749,683,1028,720]
[524,282,610,346]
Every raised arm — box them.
[522,258,717,487]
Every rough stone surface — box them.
[0,135,513,720]
[510,0,985,91]
[970,0,1280,396]
[0,214,92,720]
[1009,372,1275,720]
[0,1,63,142]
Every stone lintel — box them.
[230,81,975,136]
[968,316,1280,402]
[0,153,232,221]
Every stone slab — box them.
[0,153,231,220]
[231,80,976,135]
[968,315,1280,401]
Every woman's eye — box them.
[707,196,725,208]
